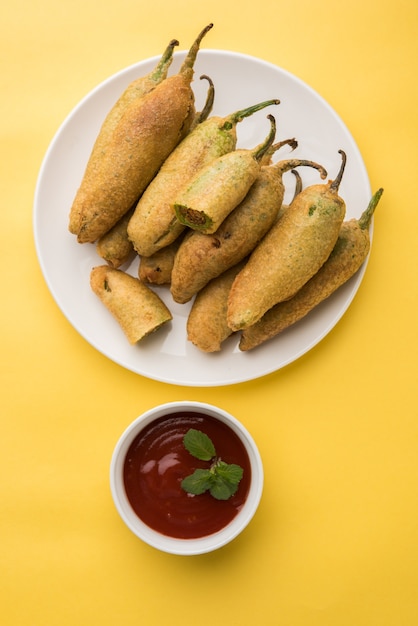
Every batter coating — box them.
[90,266,172,344]
[187,262,245,352]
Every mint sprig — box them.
[181,429,243,500]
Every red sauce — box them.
[123,411,251,539]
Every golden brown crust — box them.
[227,183,346,331]
[239,221,369,350]
[127,116,236,257]
[90,265,172,344]
[174,151,261,234]
[68,40,178,235]
[170,165,284,303]
[187,262,245,352]
[96,208,136,268]
[138,233,185,285]
[72,75,195,244]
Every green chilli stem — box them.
[254,115,277,162]
[330,149,347,192]
[180,24,213,77]
[358,188,384,230]
[196,75,215,124]
[151,39,178,82]
[221,99,280,130]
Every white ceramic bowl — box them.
[110,401,263,555]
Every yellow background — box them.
[1,1,417,624]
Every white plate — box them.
[33,49,371,387]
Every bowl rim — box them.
[109,400,264,555]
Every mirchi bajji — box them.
[127,96,279,257]
[96,207,136,268]
[74,24,213,244]
[173,114,278,234]
[90,266,172,344]
[68,38,178,236]
[227,150,348,331]
[239,188,383,350]
[138,232,186,285]
[170,155,327,303]
[187,262,246,353]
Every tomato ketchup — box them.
[123,411,251,539]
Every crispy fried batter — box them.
[187,262,245,352]
[239,188,383,350]
[75,78,195,243]
[96,208,136,268]
[171,158,326,304]
[138,233,185,285]
[227,156,347,332]
[72,25,213,244]
[68,39,178,235]
[90,266,172,344]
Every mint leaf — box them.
[209,461,243,500]
[183,429,216,461]
[215,461,244,485]
[209,476,239,500]
[181,469,214,495]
